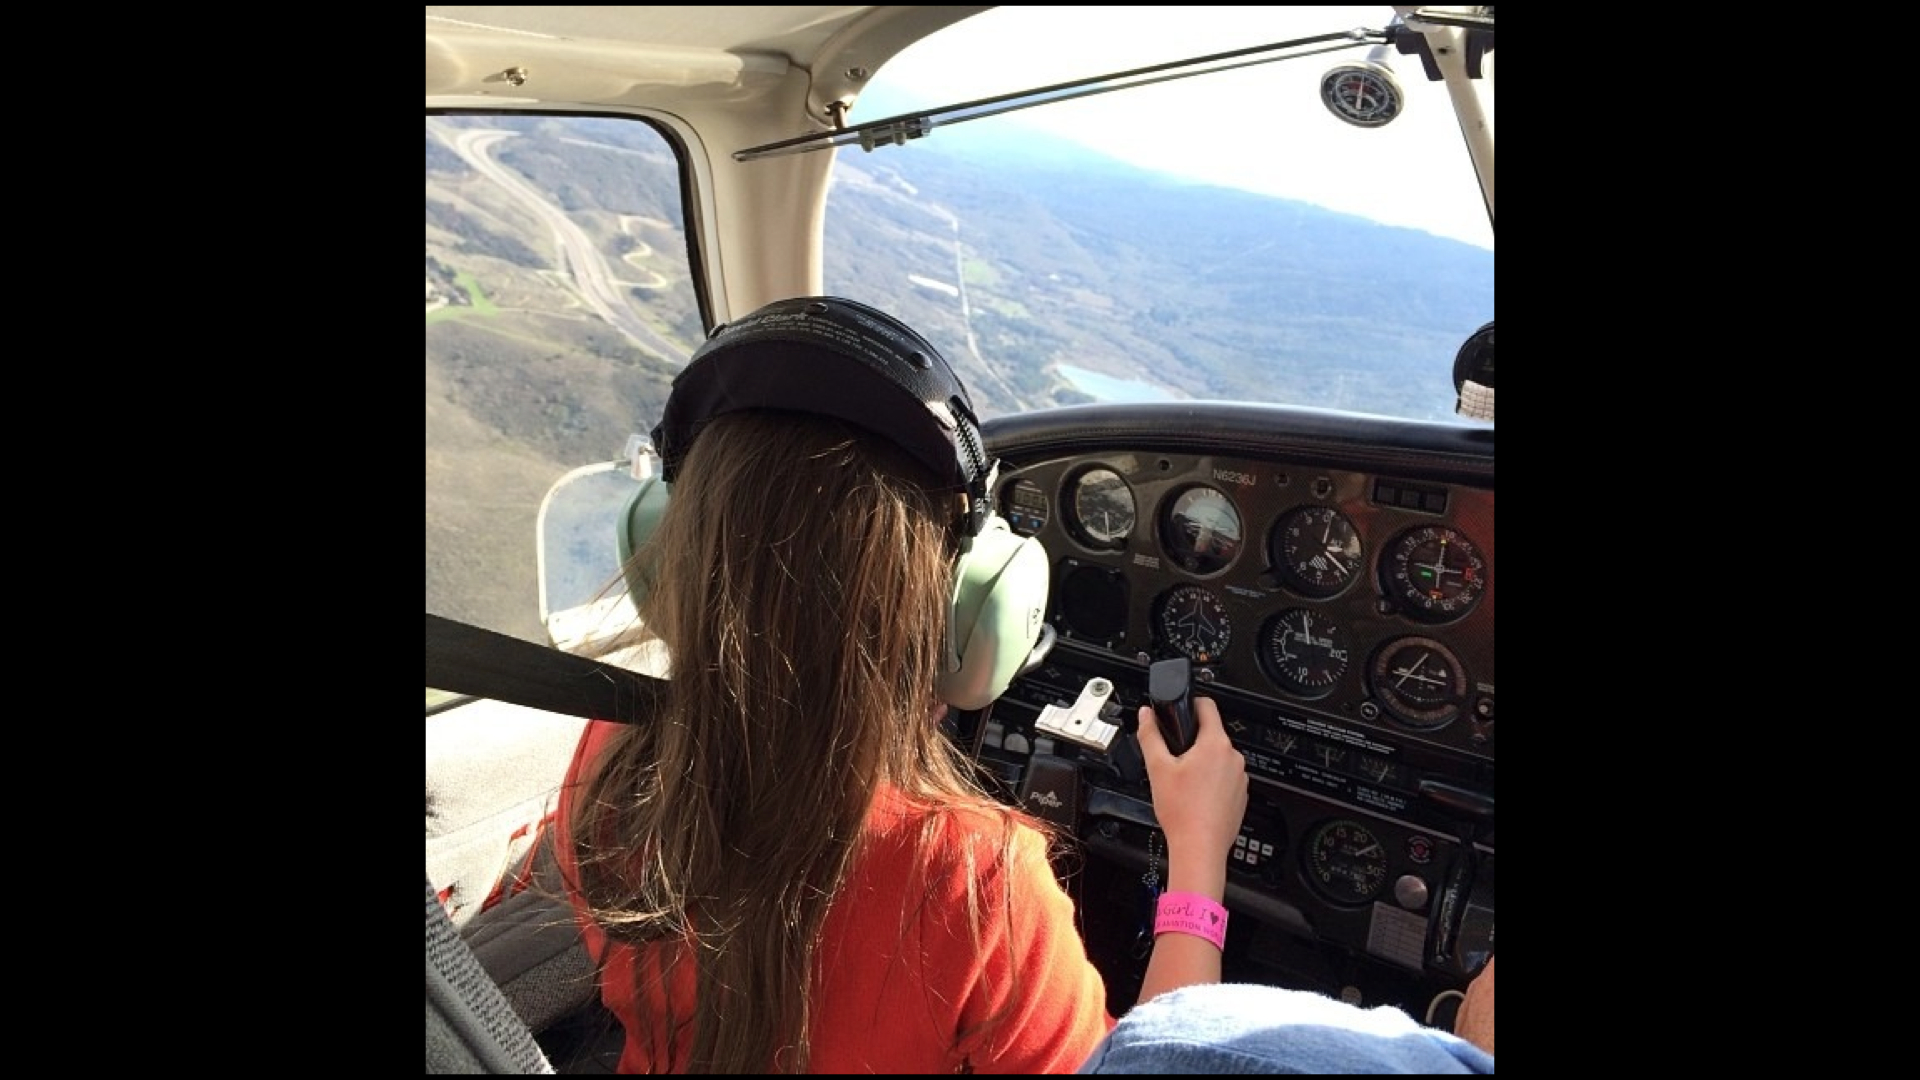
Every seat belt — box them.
[426,872,556,1074]
[425,613,665,724]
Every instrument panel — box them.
[979,401,1494,1014]
[998,449,1493,760]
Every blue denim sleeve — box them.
[1076,983,1495,1074]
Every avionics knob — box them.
[1393,874,1430,911]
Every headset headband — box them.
[650,297,993,539]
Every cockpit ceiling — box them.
[425,6,990,113]
[426,6,870,52]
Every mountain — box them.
[821,89,1491,420]
[426,110,1491,642]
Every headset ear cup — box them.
[619,476,672,608]
[940,515,1051,710]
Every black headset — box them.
[628,296,1050,710]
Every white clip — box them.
[1035,677,1123,751]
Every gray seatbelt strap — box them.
[426,874,556,1074]
[426,613,665,724]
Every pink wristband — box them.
[1154,891,1228,950]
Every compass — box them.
[1320,62,1403,128]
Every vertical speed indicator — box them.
[1260,608,1350,698]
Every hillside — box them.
[425,111,1491,642]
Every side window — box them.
[426,114,700,651]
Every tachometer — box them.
[1304,819,1389,905]
[1382,525,1487,623]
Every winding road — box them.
[449,128,681,364]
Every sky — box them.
[866,6,1493,251]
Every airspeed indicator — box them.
[1066,467,1135,549]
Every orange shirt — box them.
[554,720,1116,1073]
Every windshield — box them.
[823,5,1492,424]
[424,4,1492,655]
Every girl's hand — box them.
[1137,696,1248,871]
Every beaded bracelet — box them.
[1154,890,1228,951]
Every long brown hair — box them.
[570,410,1028,1072]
